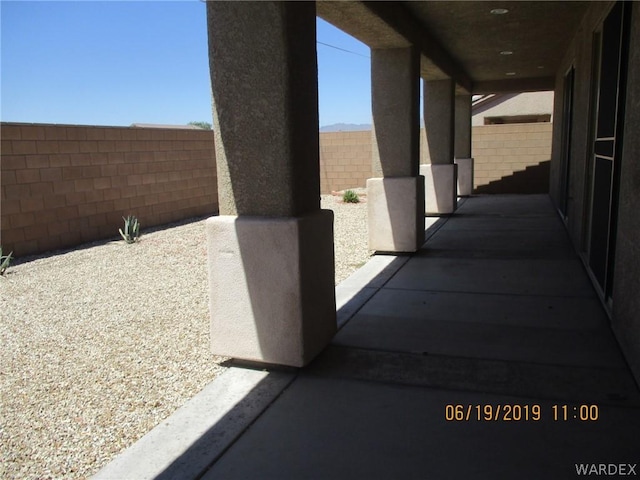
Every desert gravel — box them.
[0,193,370,479]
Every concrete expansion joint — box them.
[309,346,640,408]
[222,358,301,375]
[423,213,453,243]
[202,367,300,475]
[334,208,450,333]
[334,254,412,332]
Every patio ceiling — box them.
[317,1,595,94]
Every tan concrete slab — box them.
[345,289,610,330]
[203,376,640,479]
[440,214,565,231]
[455,194,556,216]
[309,346,640,406]
[421,229,575,259]
[385,257,596,297]
[335,255,409,329]
[333,311,627,368]
[96,194,639,480]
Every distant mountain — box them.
[320,123,372,132]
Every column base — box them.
[420,164,458,214]
[367,177,425,253]
[205,210,336,367]
[454,158,474,196]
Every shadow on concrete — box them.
[152,250,410,478]
[94,250,420,480]
[96,195,640,480]
[152,371,292,480]
[475,160,550,194]
[93,366,296,480]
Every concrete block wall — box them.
[319,131,372,193]
[320,124,553,194]
[1,123,217,257]
[1,122,552,257]
[471,123,552,189]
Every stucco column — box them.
[454,94,472,158]
[205,2,336,367]
[454,94,474,196]
[368,47,425,252]
[421,78,458,213]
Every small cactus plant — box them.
[119,215,140,244]
[342,189,360,204]
[0,247,13,275]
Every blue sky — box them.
[0,1,372,128]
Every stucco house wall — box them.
[472,91,555,126]
[549,1,640,384]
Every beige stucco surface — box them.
[367,177,425,252]
[421,164,458,214]
[206,211,336,367]
[472,92,555,126]
[424,79,455,165]
[371,47,420,178]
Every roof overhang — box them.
[317,1,595,95]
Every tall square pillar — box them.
[423,78,457,214]
[369,47,425,252]
[455,94,472,159]
[206,2,336,367]
[455,94,474,196]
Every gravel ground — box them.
[0,194,369,479]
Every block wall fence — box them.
[319,130,372,193]
[319,123,552,194]
[1,123,217,257]
[1,122,552,257]
[470,123,552,188]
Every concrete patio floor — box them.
[95,194,640,480]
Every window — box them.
[484,114,551,125]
